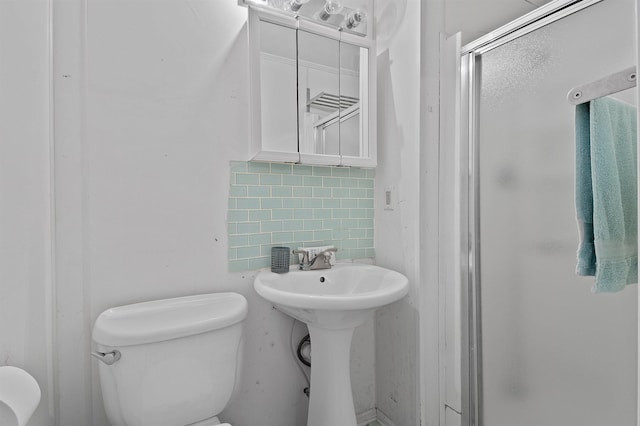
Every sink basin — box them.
[254,263,409,426]
[255,263,408,328]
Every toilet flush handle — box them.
[91,350,121,365]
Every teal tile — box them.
[236,173,260,185]
[237,198,260,209]
[292,187,312,197]
[322,218,341,229]
[351,248,367,258]
[323,199,341,208]
[283,175,303,185]
[260,174,282,185]
[332,188,350,198]
[230,186,247,197]
[358,199,374,208]
[303,176,323,187]
[237,246,261,258]
[272,209,294,220]
[261,221,283,232]
[331,167,350,177]
[366,229,374,238]
[340,177,358,187]
[247,186,270,197]
[228,210,249,222]
[230,161,248,173]
[322,177,341,187]
[313,230,332,240]
[261,245,274,256]
[365,189,374,198]
[340,199,358,208]
[249,210,271,221]
[341,239,358,249]
[249,233,272,245]
[237,222,261,234]
[229,259,249,272]
[358,238,374,248]
[349,168,366,177]
[228,198,237,209]
[272,231,294,243]
[228,223,237,234]
[261,198,283,209]
[313,187,331,198]
[229,235,248,247]
[350,228,366,238]
[342,218,359,228]
[303,198,323,208]
[283,198,304,208]
[358,179,374,189]
[312,166,332,176]
[304,219,322,230]
[335,249,349,260]
[364,209,374,219]
[359,219,374,228]
[333,209,350,218]
[294,231,314,241]
[272,186,292,197]
[332,229,349,239]
[249,257,270,270]
[228,248,237,260]
[365,247,375,257]
[293,165,312,175]
[313,209,332,219]
[271,163,292,174]
[350,188,367,198]
[283,220,304,231]
[350,208,367,218]
[365,169,375,178]
[294,209,314,220]
[248,162,271,173]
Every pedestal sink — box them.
[254,263,409,426]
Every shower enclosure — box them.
[458,0,638,424]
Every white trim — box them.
[461,0,602,55]
[356,408,377,426]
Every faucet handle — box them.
[292,249,310,270]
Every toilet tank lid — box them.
[92,292,248,347]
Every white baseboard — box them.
[357,408,377,426]
[375,408,398,426]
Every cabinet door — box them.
[297,24,341,166]
[248,9,299,162]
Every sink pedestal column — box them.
[307,325,357,426]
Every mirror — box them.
[248,7,376,167]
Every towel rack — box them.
[567,66,637,105]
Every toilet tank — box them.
[92,293,248,426]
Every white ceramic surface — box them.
[254,263,409,426]
[0,366,41,426]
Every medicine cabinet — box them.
[248,6,377,167]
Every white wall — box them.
[52,0,376,425]
[374,0,421,424]
[0,1,53,425]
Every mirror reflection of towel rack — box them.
[567,66,637,105]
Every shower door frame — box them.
[457,1,612,425]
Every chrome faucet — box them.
[293,248,338,270]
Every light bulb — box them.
[318,0,343,21]
[289,0,310,12]
[345,9,366,29]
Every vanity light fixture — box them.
[344,9,366,29]
[318,0,343,21]
[288,0,310,12]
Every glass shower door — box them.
[472,0,637,424]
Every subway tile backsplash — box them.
[228,161,375,272]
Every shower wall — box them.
[0,0,53,425]
[476,1,637,424]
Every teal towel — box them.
[575,97,638,293]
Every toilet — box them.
[92,292,247,426]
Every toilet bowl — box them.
[92,292,247,426]
[0,366,41,426]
